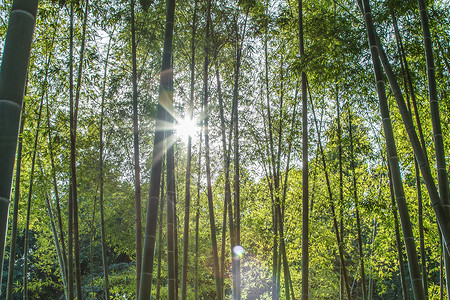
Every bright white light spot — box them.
[233,245,245,258]
[174,116,198,143]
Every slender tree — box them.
[203,0,223,297]
[69,1,90,297]
[166,67,177,300]
[181,1,198,298]
[194,131,203,300]
[359,0,425,297]
[416,0,449,213]
[390,11,429,296]
[68,6,75,298]
[348,112,366,300]
[309,80,352,300]
[131,0,143,295]
[5,102,25,300]
[139,0,176,298]
[40,163,67,299]
[156,160,165,300]
[0,0,38,282]
[99,32,112,300]
[416,2,450,296]
[387,162,409,300]
[23,52,47,299]
[47,96,68,298]
[299,0,309,298]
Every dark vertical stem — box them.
[156,162,165,300]
[349,112,366,300]
[166,68,177,300]
[47,100,68,296]
[309,81,352,300]
[216,56,236,299]
[131,0,142,295]
[203,0,222,297]
[417,1,450,295]
[0,0,38,282]
[391,11,429,297]
[41,164,67,298]
[70,1,89,297]
[194,132,203,300]
[68,6,74,299]
[387,163,409,300]
[89,193,97,299]
[181,1,198,298]
[139,0,175,297]
[336,88,345,300]
[99,33,112,300]
[416,0,449,207]
[232,10,248,300]
[367,218,377,300]
[5,102,25,300]
[23,64,46,300]
[358,0,424,297]
[299,0,308,297]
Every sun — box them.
[174,116,199,143]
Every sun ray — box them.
[174,116,199,143]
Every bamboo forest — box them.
[1,0,450,298]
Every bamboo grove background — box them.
[1,0,450,298]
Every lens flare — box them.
[174,116,198,143]
[233,245,245,258]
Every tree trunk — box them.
[89,193,97,299]
[416,1,450,296]
[194,132,203,300]
[68,7,75,298]
[139,0,176,297]
[357,0,450,258]
[47,98,68,298]
[99,32,112,299]
[299,0,309,297]
[391,12,429,297]
[131,0,142,296]
[0,0,38,281]
[70,1,90,297]
[387,162,409,300]
[215,55,236,299]
[309,80,352,300]
[358,0,425,297]
[5,102,26,300]
[203,0,222,297]
[181,1,198,298]
[41,164,67,299]
[23,55,47,299]
[156,161,165,300]
[231,11,248,299]
[349,112,366,300]
[336,88,345,300]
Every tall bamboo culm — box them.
[359,0,425,297]
[0,0,38,284]
[299,0,309,298]
[139,0,176,298]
